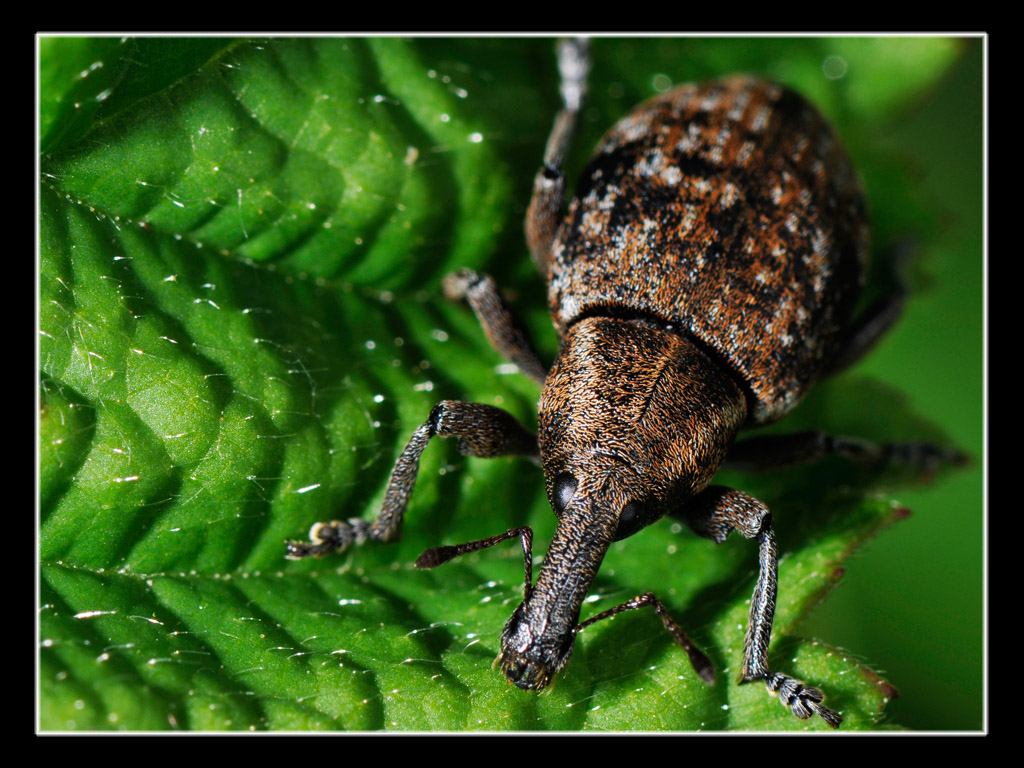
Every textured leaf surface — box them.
[39,36,974,731]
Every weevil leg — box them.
[676,485,843,728]
[525,37,589,273]
[443,269,547,385]
[824,240,914,375]
[725,430,967,474]
[286,401,538,559]
[453,39,590,383]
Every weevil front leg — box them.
[286,401,538,559]
[677,486,843,728]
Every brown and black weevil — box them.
[287,39,965,728]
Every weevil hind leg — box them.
[824,240,914,376]
[525,37,589,274]
[287,401,538,559]
[675,485,842,728]
[442,40,592,389]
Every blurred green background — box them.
[799,40,983,731]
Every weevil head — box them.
[497,316,746,691]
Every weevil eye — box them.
[614,501,644,540]
[552,472,577,513]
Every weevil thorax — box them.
[497,315,747,690]
[538,317,748,516]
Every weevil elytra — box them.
[287,40,965,728]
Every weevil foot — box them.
[441,269,477,303]
[285,518,374,559]
[876,440,969,474]
[557,37,589,112]
[762,671,842,728]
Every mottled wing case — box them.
[548,78,869,424]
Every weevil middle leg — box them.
[725,430,968,475]
[726,239,967,477]
[443,269,547,385]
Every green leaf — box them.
[39,36,980,731]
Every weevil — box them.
[287,40,964,728]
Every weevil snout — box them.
[499,601,575,690]
[498,494,622,690]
